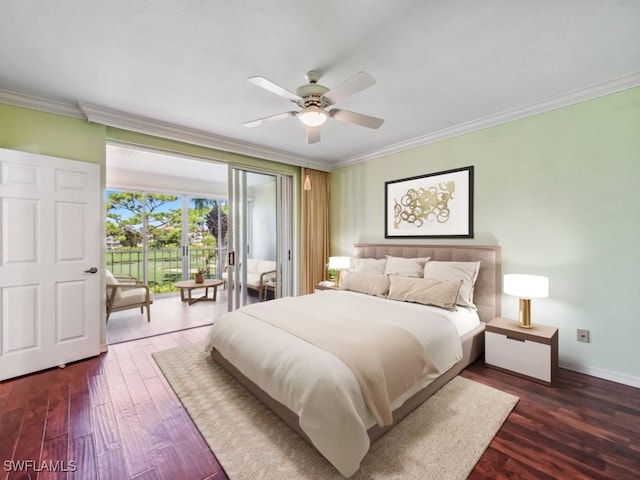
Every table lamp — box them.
[328,256,351,287]
[504,274,549,329]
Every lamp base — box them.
[518,298,533,329]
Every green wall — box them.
[330,87,640,383]
[0,103,107,163]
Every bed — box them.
[205,243,501,477]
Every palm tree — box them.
[191,198,228,278]
[191,198,228,244]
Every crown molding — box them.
[0,88,84,119]
[336,72,640,169]
[3,71,639,172]
[77,102,329,171]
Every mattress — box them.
[411,300,480,336]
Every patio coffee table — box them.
[174,279,223,305]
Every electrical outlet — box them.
[577,329,590,343]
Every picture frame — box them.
[385,166,474,238]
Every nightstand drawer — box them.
[485,331,552,382]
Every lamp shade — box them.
[298,106,328,127]
[504,274,549,298]
[328,256,351,270]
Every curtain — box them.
[301,168,330,295]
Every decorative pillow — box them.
[423,261,480,309]
[340,271,390,297]
[384,256,430,278]
[105,270,122,300]
[352,257,387,274]
[387,276,462,311]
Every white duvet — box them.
[205,290,464,477]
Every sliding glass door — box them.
[227,166,293,311]
[186,197,227,283]
[106,190,225,294]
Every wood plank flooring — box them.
[1,326,638,479]
[1,327,223,480]
[461,363,640,480]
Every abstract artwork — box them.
[385,166,474,238]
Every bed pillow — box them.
[352,257,387,274]
[340,271,390,297]
[387,276,462,311]
[423,261,480,309]
[384,256,430,278]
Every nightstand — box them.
[485,317,558,386]
[315,283,338,292]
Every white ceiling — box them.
[106,144,228,191]
[1,1,639,171]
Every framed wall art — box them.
[385,166,474,238]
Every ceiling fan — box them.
[243,70,384,144]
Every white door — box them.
[0,148,101,381]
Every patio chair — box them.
[106,270,154,323]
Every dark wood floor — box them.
[461,364,640,480]
[1,326,638,480]
[0,327,224,480]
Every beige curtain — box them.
[301,168,330,295]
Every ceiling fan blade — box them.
[248,76,302,102]
[323,71,376,105]
[329,109,384,129]
[307,126,321,144]
[243,111,296,128]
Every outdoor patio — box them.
[106,289,231,344]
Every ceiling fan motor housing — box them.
[296,83,329,109]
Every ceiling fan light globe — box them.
[298,106,328,127]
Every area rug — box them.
[153,342,518,480]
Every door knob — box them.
[84,267,98,274]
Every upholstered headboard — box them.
[352,243,501,323]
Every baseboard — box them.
[559,361,640,389]
[100,343,109,353]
